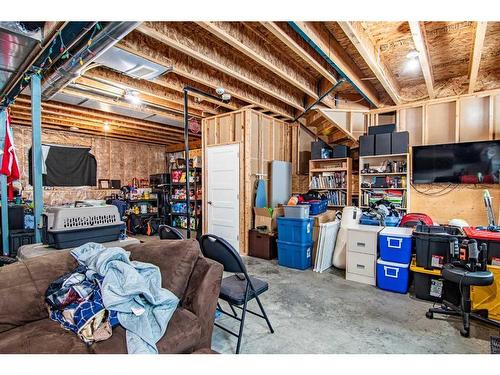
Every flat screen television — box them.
[412,140,500,184]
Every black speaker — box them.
[359,135,375,156]
[368,124,396,135]
[332,145,349,158]
[391,131,409,154]
[375,133,391,155]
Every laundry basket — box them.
[42,204,125,249]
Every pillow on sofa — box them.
[124,239,201,300]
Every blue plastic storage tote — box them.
[379,227,413,264]
[376,258,410,294]
[277,240,312,270]
[359,214,401,227]
[277,217,314,243]
[300,200,328,215]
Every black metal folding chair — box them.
[158,224,184,240]
[199,234,274,354]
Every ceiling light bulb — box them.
[103,122,110,132]
[124,90,141,105]
[221,93,231,102]
[406,49,419,59]
[406,58,420,72]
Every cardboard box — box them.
[311,210,338,266]
[254,206,284,233]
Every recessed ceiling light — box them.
[124,90,141,105]
[406,58,420,72]
[406,49,419,59]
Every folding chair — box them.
[199,234,274,354]
[158,224,184,240]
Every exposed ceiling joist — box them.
[135,22,305,111]
[408,21,435,99]
[468,21,488,94]
[338,21,401,105]
[197,21,319,100]
[118,31,296,119]
[165,139,202,153]
[260,22,338,87]
[289,21,381,108]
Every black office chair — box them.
[158,225,184,240]
[199,234,274,354]
[426,263,500,337]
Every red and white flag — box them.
[0,112,20,199]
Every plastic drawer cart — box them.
[379,227,413,264]
[346,224,383,286]
[277,217,314,244]
[376,258,410,294]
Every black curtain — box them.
[29,145,97,187]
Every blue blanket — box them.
[71,243,179,354]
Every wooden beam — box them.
[13,95,198,138]
[118,31,295,119]
[165,139,202,153]
[468,21,488,94]
[290,22,381,107]
[408,21,435,99]
[197,21,319,99]
[338,21,401,105]
[260,22,338,87]
[135,22,305,111]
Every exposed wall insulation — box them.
[12,124,166,205]
[202,109,295,253]
[459,96,490,142]
[411,185,500,227]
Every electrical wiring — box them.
[410,182,462,197]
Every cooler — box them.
[379,227,413,264]
[277,217,314,243]
[277,240,312,270]
[463,227,500,265]
[376,258,410,294]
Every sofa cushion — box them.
[124,239,201,300]
[0,318,89,354]
[0,262,47,333]
[90,307,201,354]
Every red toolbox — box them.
[463,227,500,266]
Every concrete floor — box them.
[135,235,498,354]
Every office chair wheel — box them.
[460,328,470,338]
[425,311,433,319]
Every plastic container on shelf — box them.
[284,205,310,218]
[277,240,312,270]
[277,217,314,243]
[413,224,466,269]
[300,200,328,216]
[379,227,413,264]
[376,258,410,294]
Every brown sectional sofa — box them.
[0,239,223,354]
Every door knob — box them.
[208,201,213,205]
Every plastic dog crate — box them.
[379,227,413,264]
[277,217,314,244]
[42,205,125,249]
[376,258,410,294]
[413,225,466,269]
[277,240,312,270]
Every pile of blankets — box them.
[45,243,179,354]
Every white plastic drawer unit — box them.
[347,224,383,255]
[347,251,376,278]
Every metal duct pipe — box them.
[42,22,140,100]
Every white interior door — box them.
[206,143,240,251]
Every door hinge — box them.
[237,194,239,200]
[237,235,239,241]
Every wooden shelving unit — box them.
[308,158,352,208]
[358,153,410,212]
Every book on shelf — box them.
[326,190,347,206]
[310,172,347,189]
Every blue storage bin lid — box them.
[377,258,410,267]
[380,227,413,238]
[277,217,314,223]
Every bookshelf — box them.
[308,158,352,208]
[358,153,410,212]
